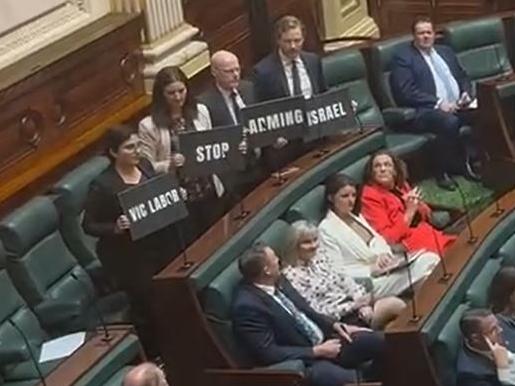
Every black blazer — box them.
[232,276,335,366]
[253,51,327,102]
[199,80,256,128]
[456,344,500,386]
[390,43,472,113]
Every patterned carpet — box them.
[418,176,494,212]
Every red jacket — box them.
[360,183,455,255]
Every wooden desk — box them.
[36,326,141,386]
[153,128,380,386]
[384,190,515,386]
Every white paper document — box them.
[39,332,86,363]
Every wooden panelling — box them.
[0,13,146,213]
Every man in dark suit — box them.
[456,309,505,386]
[390,16,480,191]
[232,242,385,386]
[199,50,265,197]
[252,15,328,171]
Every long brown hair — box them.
[150,66,198,129]
[363,150,407,189]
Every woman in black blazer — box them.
[83,125,174,356]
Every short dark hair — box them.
[411,16,434,33]
[105,125,136,162]
[324,173,358,213]
[238,242,268,282]
[363,150,408,188]
[460,308,492,340]
[489,266,515,313]
[274,15,305,40]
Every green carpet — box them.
[418,177,494,211]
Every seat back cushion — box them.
[498,233,515,266]
[285,185,325,224]
[465,258,501,308]
[370,35,412,108]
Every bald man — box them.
[199,50,256,128]
[199,50,265,196]
[122,363,168,386]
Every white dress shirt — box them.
[418,47,460,106]
[217,85,245,125]
[279,50,313,98]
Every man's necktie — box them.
[291,59,302,96]
[275,289,323,345]
[429,54,459,103]
[230,90,241,124]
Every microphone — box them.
[451,178,478,244]
[483,151,505,217]
[7,318,47,386]
[430,225,452,283]
[354,109,364,135]
[70,272,112,342]
[402,251,420,323]
[176,221,193,270]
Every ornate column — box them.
[316,0,380,51]
[112,0,210,93]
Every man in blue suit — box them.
[252,15,327,171]
[390,16,480,191]
[232,242,385,386]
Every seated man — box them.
[390,16,480,191]
[457,308,506,386]
[232,242,385,386]
[123,362,168,386]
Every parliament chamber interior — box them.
[0,0,515,385]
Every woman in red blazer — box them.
[360,150,455,255]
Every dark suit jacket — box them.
[390,43,472,113]
[456,344,501,386]
[198,80,256,128]
[232,276,335,366]
[253,50,327,102]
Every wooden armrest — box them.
[322,36,378,44]
[204,368,305,386]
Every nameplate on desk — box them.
[304,87,357,142]
[118,174,188,240]
[241,95,305,147]
[178,124,245,177]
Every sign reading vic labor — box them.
[178,124,245,177]
[117,173,188,241]
[304,87,357,142]
[241,95,306,148]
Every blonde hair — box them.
[282,220,319,267]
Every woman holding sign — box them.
[83,125,174,357]
[138,66,227,242]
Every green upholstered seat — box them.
[284,185,325,224]
[465,258,502,307]
[498,234,515,266]
[433,303,469,386]
[0,197,128,336]
[52,156,109,277]
[339,157,369,183]
[322,48,384,128]
[443,17,513,91]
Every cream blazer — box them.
[138,103,224,196]
[318,210,392,278]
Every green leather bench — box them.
[443,17,513,92]
[497,233,515,266]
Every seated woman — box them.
[83,125,174,356]
[138,66,227,241]
[282,220,405,329]
[318,173,439,297]
[489,266,515,350]
[360,150,456,255]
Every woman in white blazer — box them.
[138,66,226,242]
[318,173,439,297]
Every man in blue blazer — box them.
[232,242,385,386]
[252,15,327,171]
[390,16,480,191]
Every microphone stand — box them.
[430,226,452,283]
[176,221,193,271]
[451,177,478,244]
[403,252,420,323]
[484,151,505,217]
[70,272,112,343]
[8,318,47,386]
